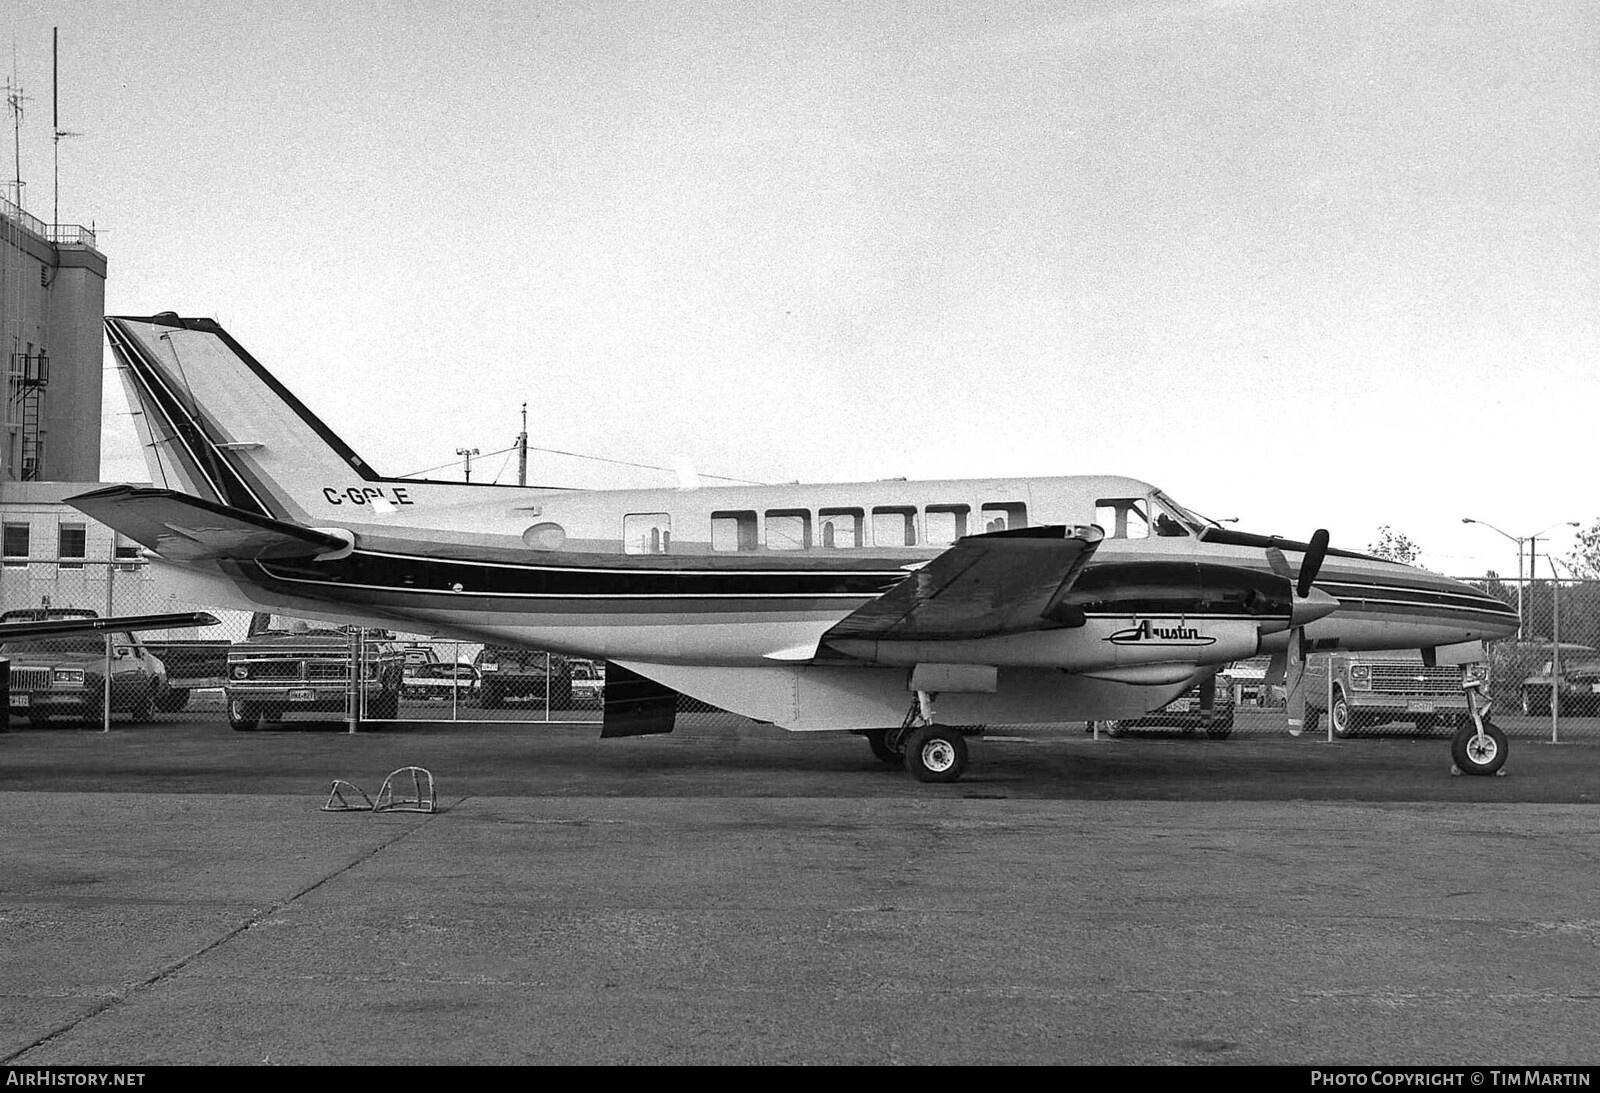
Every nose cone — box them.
[1291,585,1340,627]
[1304,559,1521,651]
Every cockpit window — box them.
[1095,494,1193,540]
[1095,498,1150,539]
[1150,491,1198,535]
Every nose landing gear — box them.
[1450,675,1508,777]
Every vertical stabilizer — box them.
[106,314,378,521]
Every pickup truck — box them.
[225,614,404,730]
[1304,650,1475,736]
[1,608,177,724]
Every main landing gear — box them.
[859,691,975,783]
[1450,676,1508,777]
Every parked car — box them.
[569,660,605,707]
[225,614,404,730]
[2,609,172,725]
[1519,655,1600,716]
[399,645,442,675]
[1103,669,1236,738]
[402,661,481,703]
[473,645,573,709]
[1226,655,1280,706]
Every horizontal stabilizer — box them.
[66,486,350,563]
[0,611,220,640]
[821,524,1104,645]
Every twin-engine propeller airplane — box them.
[73,313,1519,781]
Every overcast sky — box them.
[8,0,1597,577]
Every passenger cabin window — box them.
[765,509,811,551]
[818,508,863,549]
[872,507,918,547]
[624,513,671,554]
[711,510,759,551]
[980,503,1027,533]
[924,505,969,546]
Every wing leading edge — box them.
[820,524,1104,647]
[66,486,349,563]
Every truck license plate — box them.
[1590,684,1600,694]
[1167,698,1192,712]
[10,694,28,708]
[1406,702,1435,714]
[289,689,315,702]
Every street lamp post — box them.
[1461,519,1580,641]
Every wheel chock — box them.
[322,779,374,812]
[374,766,436,813]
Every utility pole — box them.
[517,402,527,487]
[456,447,479,483]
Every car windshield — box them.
[484,647,547,668]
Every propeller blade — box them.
[1285,632,1306,736]
[1265,546,1291,580]
[1297,529,1331,598]
[1263,649,1287,687]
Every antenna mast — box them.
[517,402,528,486]
[5,71,25,210]
[52,28,80,229]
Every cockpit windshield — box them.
[1093,492,1196,540]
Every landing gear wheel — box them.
[903,725,968,783]
[1205,717,1234,740]
[228,698,264,732]
[864,729,906,766]
[1451,720,1508,776]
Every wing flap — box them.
[821,524,1104,644]
[66,486,348,562]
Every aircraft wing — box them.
[820,524,1104,644]
[0,612,221,640]
[66,486,348,562]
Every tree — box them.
[1368,525,1422,565]
[1565,518,1600,580]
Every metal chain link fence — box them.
[2,548,1596,741]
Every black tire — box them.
[864,729,905,766]
[1451,720,1508,776]
[1103,720,1125,737]
[1205,714,1234,740]
[1521,689,1549,717]
[228,698,263,732]
[153,686,191,714]
[1330,690,1361,738]
[129,682,156,723]
[903,725,969,783]
[364,690,400,722]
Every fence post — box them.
[347,628,361,733]
[102,632,112,733]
